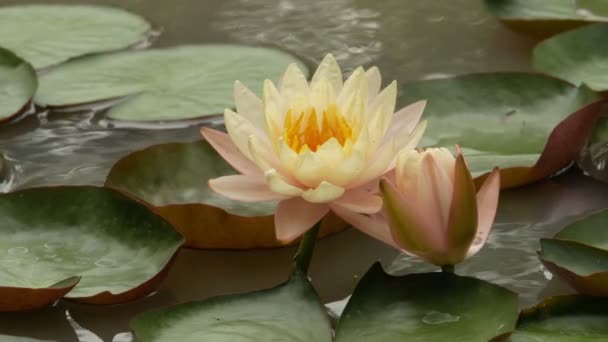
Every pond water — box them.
[0,0,605,341]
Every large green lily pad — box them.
[534,24,608,92]
[105,140,347,249]
[0,186,184,306]
[484,0,608,38]
[35,45,306,122]
[130,270,333,342]
[335,263,518,341]
[400,73,600,188]
[0,5,151,69]
[512,295,608,341]
[0,47,37,124]
[539,208,608,296]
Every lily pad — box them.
[0,335,52,342]
[130,270,333,342]
[0,186,184,305]
[335,263,518,342]
[105,140,347,249]
[0,276,79,312]
[539,208,608,296]
[534,24,608,93]
[35,45,306,122]
[400,73,600,189]
[512,295,608,341]
[0,47,37,124]
[0,5,151,69]
[484,0,608,38]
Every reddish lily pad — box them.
[484,0,608,38]
[512,295,608,341]
[335,263,518,341]
[0,47,37,124]
[0,276,79,312]
[0,186,184,306]
[400,73,601,189]
[105,140,348,249]
[539,208,608,296]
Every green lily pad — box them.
[0,186,184,305]
[35,45,306,122]
[0,5,151,69]
[539,208,608,296]
[335,263,518,342]
[534,24,608,92]
[0,47,37,124]
[484,0,608,38]
[512,295,608,341]
[105,140,347,249]
[130,270,333,342]
[401,73,600,188]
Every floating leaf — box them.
[0,276,79,312]
[539,208,608,296]
[0,5,151,69]
[0,335,52,342]
[35,45,306,121]
[534,24,608,93]
[335,263,518,342]
[0,47,37,124]
[130,270,333,342]
[512,295,608,341]
[0,186,184,306]
[105,140,347,249]
[484,0,608,38]
[400,73,600,188]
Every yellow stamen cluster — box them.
[283,103,353,153]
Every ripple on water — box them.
[7,246,29,255]
[422,311,460,325]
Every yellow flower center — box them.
[283,103,353,153]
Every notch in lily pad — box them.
[0,47,37,124]
[334,263,519,341]
[105,140,348,249]
[512,295,608,340]
[130,270,333,342]
[484,0,608,38]
[400,72,601,189]
[539,208,608,296]
[534,23,608,93]
[0,5,152,69]
[35,45,307,123]
[0,186,184,308]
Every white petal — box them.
[263,79,284,138]
[265,169,304,196]
[224,109,259,160]
[337,67,365,107]
[293,148,327,188]
[368,81,397,125]
[384,100,426,143]
[315,138,346,164]
[350,140,396,188]
[234,81,264,133]
[310,79,335,115]
[366,66,382,101]
[279,63,310,102]
[301,181,345,203]
[311,54,342,95]
[394,120,427,154]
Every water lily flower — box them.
[336,147,501,266]
[200,54,427,243]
